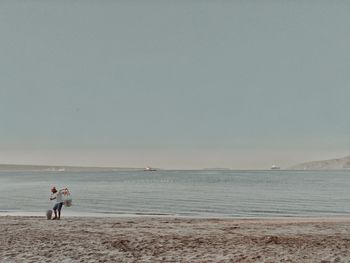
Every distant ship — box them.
[46,167,66,172]
[144,166,157,171]
[271,165,280,170]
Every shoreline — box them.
[2,210,350,221]
[2,216,350,262]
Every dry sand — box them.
[1,216,350,262]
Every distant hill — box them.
[290,156,350,170]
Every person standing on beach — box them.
[50,186,64,220]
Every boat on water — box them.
[46,167,66,172]
[271,165,280,170]
[144,166,157,171]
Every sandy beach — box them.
[1,216,350,262]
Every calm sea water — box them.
[0,170,349,218]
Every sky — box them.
[0,1,349,169]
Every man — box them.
[50,186,64,220]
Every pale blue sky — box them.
[0,1,349,168]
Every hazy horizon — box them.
[1,1,349,169]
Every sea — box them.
[0,170,349,218]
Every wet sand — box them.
[1,216,350,262]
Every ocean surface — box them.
[0,170,350,218]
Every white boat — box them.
[144,167,156,171]
[271,165,280,170]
